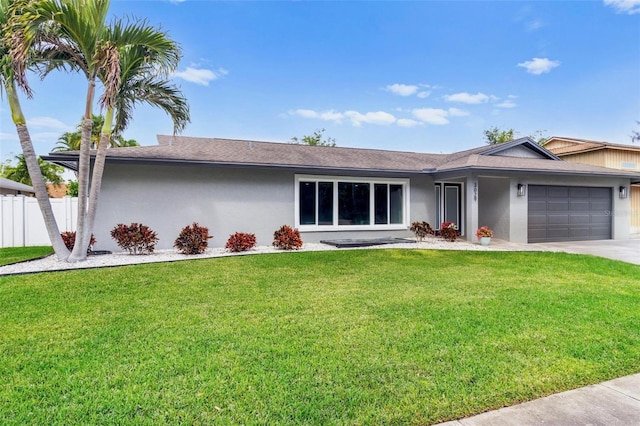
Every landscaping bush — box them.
[174,222,212,255]
[60,231,96,253]
[409,221,434,242]
[273,225,303,250]
[110,223,159,255]
[225,232,257,252]
[439,221,458,242]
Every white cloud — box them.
[397,118,420,128]
[417,90,431,99]
[411,108,450,125]
[448,107,469,117]
[526,19,546,31]
[344,110,396,127]
[27,116,71,131]
[444,92,491,104]
[386,83,419,96]
[496,100,517,108]
[289,109,344,123]
[604,0,640,14]
[172,66,228,86]
[517,57,560,75]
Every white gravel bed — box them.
[0,238,531,276]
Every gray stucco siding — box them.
[94,163,295,250]
[93,164,434,251]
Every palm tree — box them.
[0,0,69,259]
[11,0,186,261]
[82,44,189,258]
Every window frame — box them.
[295,174,410,231]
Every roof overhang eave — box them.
[435,165,640,179]
[42,154,429,176]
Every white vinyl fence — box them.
[0,195,78,248]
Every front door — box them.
[435,183,462,232]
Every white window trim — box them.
[295,174,410,232]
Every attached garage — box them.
[528,185,612,243]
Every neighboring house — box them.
[44,136,640,251]
[544,137,640,234]
[46,183,68,198]
[0,177,35,196]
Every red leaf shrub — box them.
[225,232,257,252]
[174,222,212,254]
[110,223,159,255]
[439,221,459,242]
[273,225,303,250]
[61,231,96,253]
[409,221,434,242]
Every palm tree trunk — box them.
[81,107,113,254]
[68,80,95,262]
[6,81,69,260]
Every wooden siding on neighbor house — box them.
[559,151,607,167]
[544,139,580,150]
[555,148,640,171]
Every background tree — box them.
[65,179,78,196]
[53,114,139,152]
[1,154,64,186]
[1,0,69,259]
[483,127,515,145]
[291,128,336,147]
[631,121,639,143]
[484,127,548,145]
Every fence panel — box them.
[0,195,78,248]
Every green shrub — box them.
[110,223,159,255]
[174,222,212,255]
[273,225,303,250]
[439,222,458,242]
[409,221,434,242]
[225,232,257,252]
[60,231,96,253]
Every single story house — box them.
[543,137,640,234]
[0,177,35,196]
[45,136,640,251]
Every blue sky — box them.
[1,0,639,166]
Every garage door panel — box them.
[570,201,590,211]
[528,185,612,243]
[529,201,548,212]
[548,187,570,198]
[528,214,548,225]
[590,201,610,211]
[547,201,569,211]
[570,188,590,198]
[569,215,590,225]
[548,215,569,225]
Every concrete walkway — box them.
[437,373,640,426]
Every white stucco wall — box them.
[93,163,433,250]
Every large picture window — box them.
[296,175,409,230]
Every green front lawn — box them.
[0,246,53,266]
[1,250,639,424]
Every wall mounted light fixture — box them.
[517,184,526,197]
[619,186,628,199]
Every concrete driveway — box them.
[531,235,640,265]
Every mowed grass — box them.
[1,249,639,425]
[0,246,53,266]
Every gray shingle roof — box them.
[42,135,640,180]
